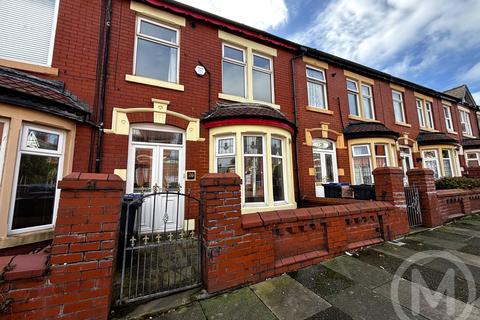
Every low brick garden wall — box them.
[200,168,409,293]
[437,188,480,221]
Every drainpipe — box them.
[95,0,112,173]
[290,46,308,206]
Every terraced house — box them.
[0,0,479,253]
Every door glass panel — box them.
[132,129,182,144]
[244,156,264,203]
[11,154,59,230]
[325,154,334,182]
[134,148,152,193]
[313,153,322,183]
[163,150,180,191]
[26,129,59,151]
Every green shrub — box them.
[435,177,480,190]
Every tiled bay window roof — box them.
[416,132,459,146]
[0,66,90,122]
[462,138,480,149]
[343,121,400,140]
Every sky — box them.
[176,0,480,104]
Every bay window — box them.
[271,137,286,202]
[350,140,396,185]
[306,67,327,109]
[252,54,273,103]
[0,119,9,184]
[422,150,440,179]
[442,149,454,177]
[352,145,373,185]
[443,105,454,132]
[421,147,459,179]
[134,17,179,83]
[347,78,375,120]
[9,124,65,233]
[392,90,406,124]
[459,108,473,136]
[222,44,246,97]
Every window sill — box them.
[0,58,58,76]
[463,133,476,139]
[348,115,379,122]
[306,106,333,115]
[395,122,412,128]
[218,93,280,109]
[447,130,458,135]
[125,74,184,91]
[0,229,54,249]
[420,127,439,133]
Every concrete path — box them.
[139,214,480,320]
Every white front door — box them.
[127,126,185,233]
[400,146,413,186]
[313,139,338,197]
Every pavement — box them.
[122,214,480,320]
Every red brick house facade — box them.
[0,0,479,250]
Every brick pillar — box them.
[50,173,124,319]
[373,167,410,237]
[200,173,255,293]
[407,168,442,227]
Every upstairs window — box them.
[252,54,273,103]
[306,67,327,109]
[459,109,473,136]
[0,0,59,66]
[443,105,454,132]
[392,90,406,123]
[134,17,179,83]
[222,44,246,98]
[416,98,434,129]
[347,78,375,120]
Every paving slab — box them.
[322,255,393,289]
[251,274,330,320]
[458,219,480,226]
[422,229,472,242]
[372,243,435,266]
[454,222,480,231]
[446,249,480,267]
[200,287,275,320]
[407,234,467,250]
[441,226,480,238]
[374,278,480,320]
[423,257,480,285]
[154,302,206,320]
[306,306,353,320]
[289,263,355,297]
[327,284,427,320]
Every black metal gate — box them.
[404,186,422,227]
[114,188,202,305]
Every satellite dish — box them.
[195,65,206,76]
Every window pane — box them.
[313,139,333,150]
[136,38,178,82]
[224,46,244,62]
[11,154,59,230]
[467,153,478,159]
[132,129,182,144]
[244,156,264,203]
[26,129,59,151]
[325,153,334,182]
[375,144,386,156]
[253,70,272,102]
[307,68,325,81]
[353,145,370,156]
[468,160,479,167]
[361,85,371,96]
[140,20,177,43]
[217,157,236,173]
[253,55,270,70]
[163,150,180,190]
[313,153,322,182]
[393,100,404,122]
[392,91,402,101]
[363,97,373,119]
[346,80,357,91]
[244,136,263,154]
[222,61,245,97]
[134,148,152,193]
[442,150,453,177]
[272,157,284,201]
[307,81,326,108]
[348,92,359,116]
[271,138,282,156]
[217,137,234,155]
[353,156,372,184]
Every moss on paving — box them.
[423,229,472,242]
[306,306,353,320]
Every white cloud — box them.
[462,62,480,82]
[174,0,288,30]
[289,0,480,79]
[473,91,480,105]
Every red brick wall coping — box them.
[199,173,242,187]
[437,188,480,198]
[58,172,124,191]
[242,202,394,229]
[0,252,48,281]
[406,168,435,177]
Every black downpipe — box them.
[95,0,112,173]
[290,48,307,206]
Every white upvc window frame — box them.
[422,149,440,179]
[392,90,406,124]
[252,52,274,103]
[271,136,287,204]
[352,144,373,185]
[399,146,414,185]
[361,83,375,119]
[306,66,328,109]
[416,99,426,128]
[8,123,65,234]
[416,98,434,129]
[466,151,480,167]
[346,78,361,117]
[222,43,247,98]
[242,134,268,207]
[425,101,434,129]
[374,143,390,167]
[441,149,454,177]
[459,108,473,136]
[0,118,9,184]
[214,135,236,174]
[133,16,181,83]
[443,104,454,132]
